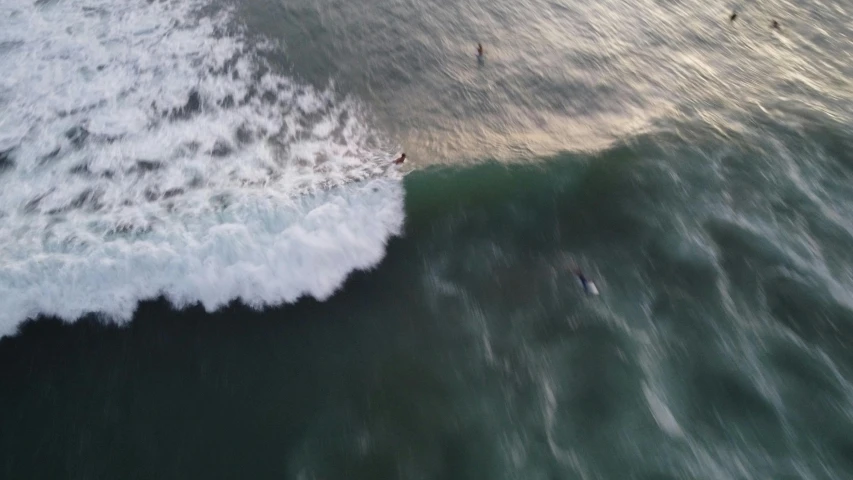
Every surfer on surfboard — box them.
[573,268,600,296]
[562,257,600,296]
[392,153,406,165]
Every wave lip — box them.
[2,178,403,333]
[0,0,404,336]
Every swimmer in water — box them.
[393,153,406,165]
[771,20,780,30]
[571,266,599,295]
[730,11,737,22]
[574,269,589,291]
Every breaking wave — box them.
[0,0,404,335]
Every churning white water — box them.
[0,0,404,335]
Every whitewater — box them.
[0,0,405,336]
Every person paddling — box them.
[393,153,406,165]
[573,268,600,296]
[575,269,589,290]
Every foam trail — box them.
[0,0,404,336]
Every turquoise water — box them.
[3,0,853,478]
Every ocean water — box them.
[2,0,853,478]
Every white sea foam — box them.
[0,0,404,336]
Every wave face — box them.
[0,0,404,336]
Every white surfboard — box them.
[577,276,599,296]
[586,281,600,296]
